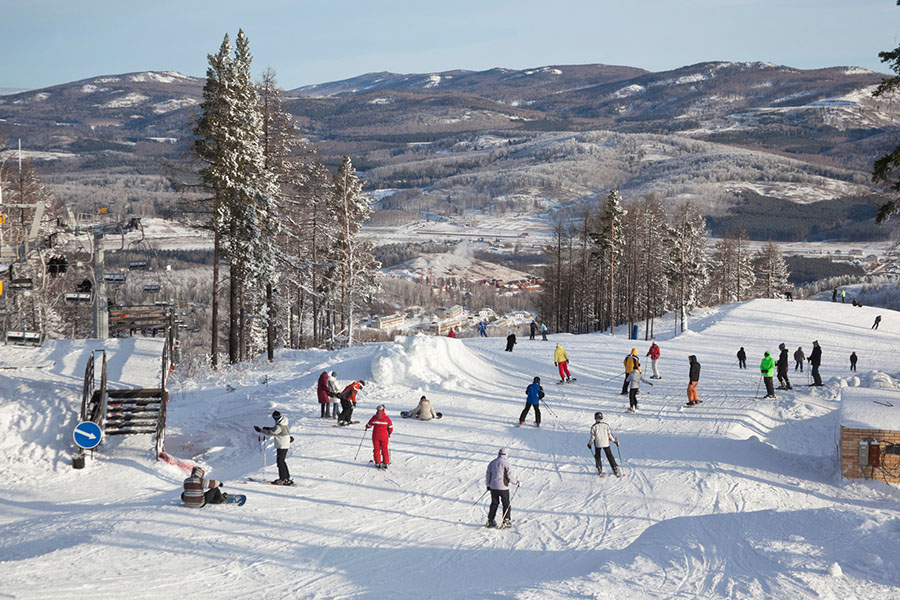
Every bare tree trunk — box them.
[266,282,274,361]
[211,227,220,369]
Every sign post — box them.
[73,421,103,450]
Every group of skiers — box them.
[757,340,822,398]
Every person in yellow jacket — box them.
[622,348,641,395]
[554,343,573,383]
[760,351,776,399]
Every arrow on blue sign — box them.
[73,421,103,449]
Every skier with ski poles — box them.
[647,342,662,379]
[519,376,544,427]
[810,340,823,386]
[776,343,793,390]
[625,365,645,412]
[485,447,519,528]
[365,404,393,469]
[622,348,641,395]
[254,410,294,485]
[587,412,620,477]
[554,343,573,383]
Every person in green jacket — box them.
[760,351,776,399]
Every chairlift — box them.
[47,256,68,277]
[9,278,33,290]
[76,279,93,294]
[128,260,149,271]
[6,331,42,346]
[65,292,92,304]
[104,273,126,284]
[143,284,160,293]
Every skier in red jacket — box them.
[647,343,661,379]
[317,371,331,418]
[337,380,366,425]
[366,404,393,469]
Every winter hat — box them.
[191,466,205,478]
[533,376,541,384]
[689,355,696,362]
[272,410,281,420]
[376,404,385,412]
[764,351,770,357]
[779,343,785,350]
[420,395,427,401]
[594,411,603,421]
[360,380,367,386]
[331,371,336,377]
[631,348,638,354]
[813,340,819,346]
[498,447,508,456]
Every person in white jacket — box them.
[327,372,341,420]
[255,411,293,485]
[408,395,438,420]
[485,448,519,528]
[587,412,620,477]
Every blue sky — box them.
[1,0,897,90]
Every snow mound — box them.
[370,334,493,389]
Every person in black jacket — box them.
[737,347,747,369]
[505,331,517,352]
[686,355,701,406]
[810,341,823,386]
[850,351,858,371]
[776,343,792,390]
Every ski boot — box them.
[566,377,571,382]
[535,422,540,428]
[485,520,497,528]
[500,519,513,529]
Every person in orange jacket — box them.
[366,404,394,469]
[337,380,366,425]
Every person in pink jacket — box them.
[366,404,394,469]
[317,371,331,418]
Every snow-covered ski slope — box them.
[2,299,900,599]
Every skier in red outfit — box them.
[337,380,366,425]
[317,371,331,418]
[366,404,393,469]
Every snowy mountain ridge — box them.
[2,298,900,598]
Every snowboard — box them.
[223,494,247,506]
[556,378,577,384]
[243,477,295,486]
[400,411,443,419]
[333,421,360,427]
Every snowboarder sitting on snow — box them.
[407,395,438,420]
[776,343,792,390]
[337,380,366,425]
[850,352,858,371]
[182,466,227,508]
[554,343,572,383]
[587,412,620,477]
[622,348,641,395]
[737,347,747,369]
[485,447,519,529]
[366,404,393,469]
[794,347,805,372]
[255,411,293,485]
[647,342,661,379]
[520,376,545,426]
[686,355,701,406]
[505,331,517,352]
[760,351,776,399]
[327,371,341,420]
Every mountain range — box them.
[0,61,897,241]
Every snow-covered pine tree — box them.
[754,240,790,298]
[635,195,671,339]
[665,202,708,333]
[332,156,378,347]
[590,189,625,334]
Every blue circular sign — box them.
[73,421,103,449]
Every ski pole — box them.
[500,482,520,524]
[464,488,491,522]
[616,443,623,466]
[755,375,761,399]
[540,400,557,418]
[599,371,625,384]
[353,427,368,461]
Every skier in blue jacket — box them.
[519,376,544,427]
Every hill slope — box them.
[1,299,899,598]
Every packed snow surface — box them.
[2,299,900,599]
[840,387,900,430]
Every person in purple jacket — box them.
[485,447,519,528]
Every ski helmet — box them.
[420,395,427,401]
[272,410,281,420]
[376,404,385,412]
[360,380,367,386]
[533,376,541,384]
[594,412,603,421]
[331,371,336,377]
